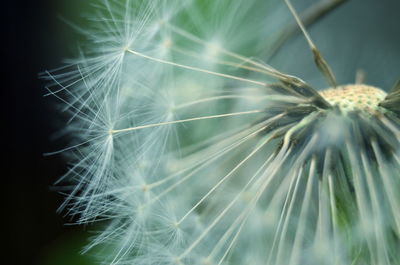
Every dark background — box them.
[4,0,400,265]
[4,1,94,265]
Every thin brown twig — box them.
[266,0,349,60]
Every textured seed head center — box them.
[319,84,387,113]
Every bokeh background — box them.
[6,1,97,265]
[5,0,400,264]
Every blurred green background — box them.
[5,0,399,265]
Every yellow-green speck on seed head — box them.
[319,84,387,114]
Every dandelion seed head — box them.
[46,0,400,264]
[320,84,387,113]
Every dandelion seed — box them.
[45,0,400,264]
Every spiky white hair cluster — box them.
[45,0,400,264]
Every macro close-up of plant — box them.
[44,0,400,264]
